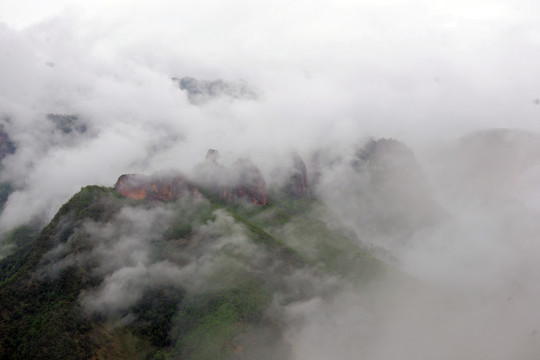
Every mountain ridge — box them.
[0,173,390,359]
[0,138,443,360]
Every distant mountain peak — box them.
[205,148,220,162]
[173,76,259,104]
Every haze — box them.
[2,1,540,359]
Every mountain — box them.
[430,128,540,201]
[46,114,87,135]
[0,149,392,360]
[114,173,199,202]
[173,77,259,104]
[313,138,445,256]
[193,149,269,206]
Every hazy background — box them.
[1,0,540,227]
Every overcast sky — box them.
[1,0,540,138]
[0,0,540,227]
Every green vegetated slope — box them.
[242,197,389,283]
[0,185,393,360]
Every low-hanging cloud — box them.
[290,129,540,360]
[0,0,539,230]
[39,201,313,319]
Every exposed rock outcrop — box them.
[115,150,269,206]
[194,150,268,205]
[114,173,198,201]
[224,159,268,205]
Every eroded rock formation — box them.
[115,150,269,206]
[224,159,268,205]
[194,150,268,205]
[114,174,198,201]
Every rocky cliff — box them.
[221,158,268,205]
[115,150,269,205]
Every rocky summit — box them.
[114,173,198,201]
[114,150,272,205]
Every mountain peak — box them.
[194,151,269,205]
[205,148,220,162]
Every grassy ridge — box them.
[0,186,120,360]
[0,184,393,359]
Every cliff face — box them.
[194,150,269,206]
[114,174,198,201]
[115,150,269,206]
[223,159,268,205]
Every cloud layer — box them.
[0,0,540,228]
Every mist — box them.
[295,128,540,358]
[1,0,539,227]
[2,1,540,359]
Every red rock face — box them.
[225,159,268,205]
[226,180,268,206]
[194,151,269,206]
[115,151,270,206]
[213,172,268,205]
[114,169,267,206]
[114,174,198,201]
